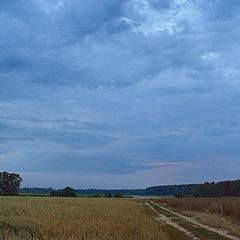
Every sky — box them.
[0,0,240,189]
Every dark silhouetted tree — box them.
[50,190,63,197]
[0,172,22,196]
[114,193,123,198]
[62,187,77,197]
[104,193,112,198]
[50,187,77,197]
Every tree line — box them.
[1,171,240,198]
[146,180,240,197]
[20,187,145,196]
[146,184,199,196]
[0,172,78,197]
[172,180,240,197]
[20,180,240,197]
[191,180,240,198]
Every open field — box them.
[155,197,240,222]
[0,197,166,240]
[1,196,240,240]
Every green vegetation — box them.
[146,184,199,196]
[0,172,22,196]
[50,187,77,197]
[194,180,240,197]
[147,180,240,197]
[19,179,240,198]
[20,187,145,196]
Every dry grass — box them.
[0,197,166,240]
[185,211,240,238]
[156,197,240,222]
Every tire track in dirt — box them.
[147,201,240,240]
[145,201,199,240]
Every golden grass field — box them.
[156,197,240,222]
[0,197,166,240]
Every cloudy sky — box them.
[0,0,240,188]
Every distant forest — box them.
[147,180,240,197]
[20,179,240,197]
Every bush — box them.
[50,187,77,197]
[104,193,112,198]
[114,193,123,198]
[62,187,77,197]
[174,192,185,198]
[50,190,62,197]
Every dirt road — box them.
[146,201,240,240]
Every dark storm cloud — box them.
[3,152,149,175]
[0,0,240,187]
[0,120,30,143]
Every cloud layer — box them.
[0,0,240,188]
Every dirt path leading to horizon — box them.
[146,201,240,240]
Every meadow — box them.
[0,197,166,240]
[156,197,240,222]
